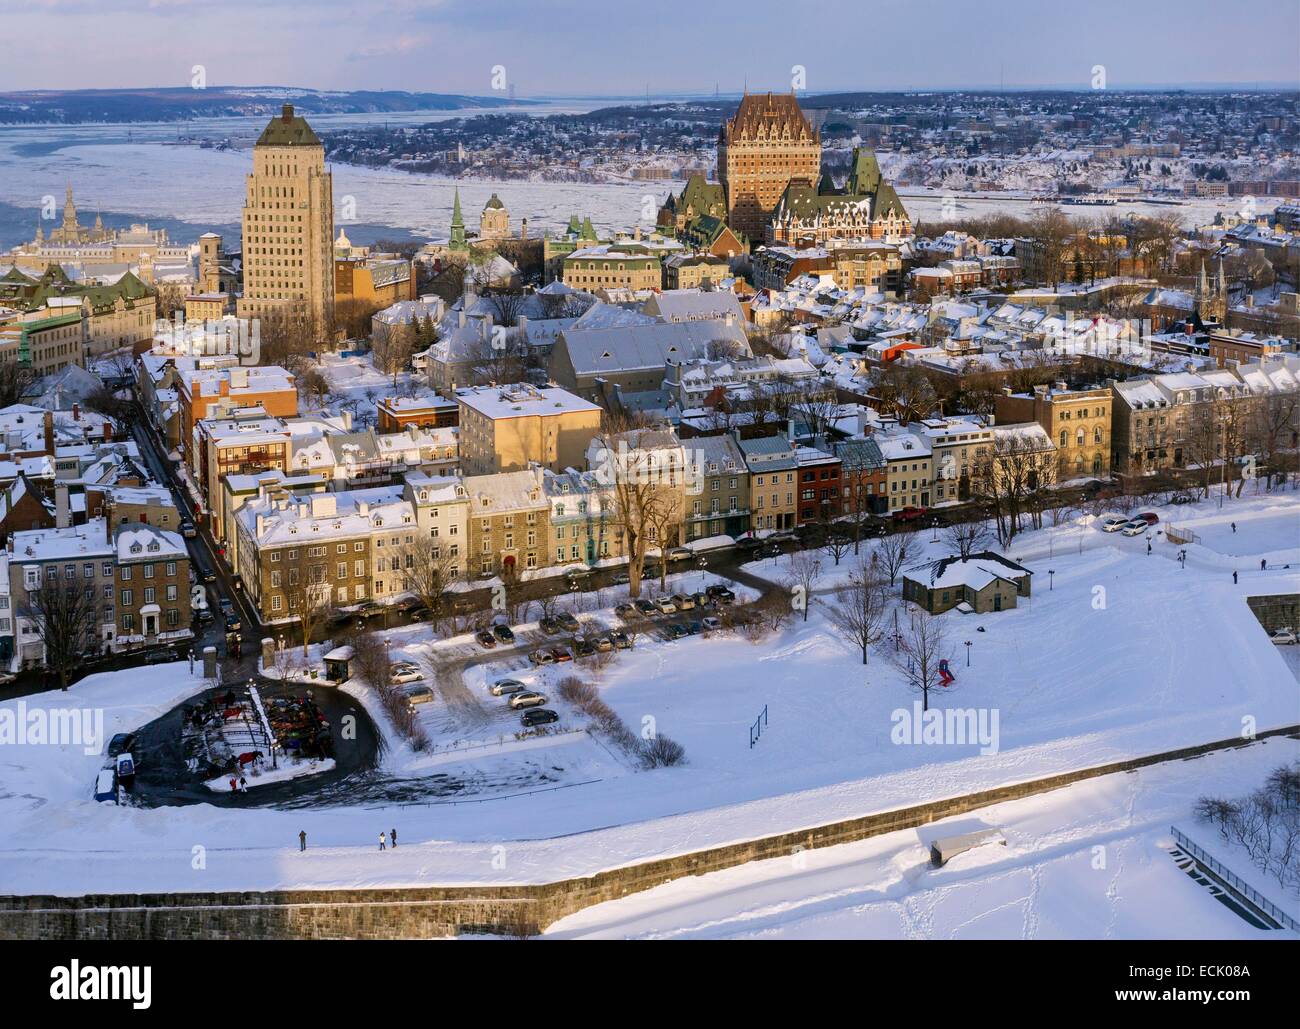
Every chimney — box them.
[72,403,80,421]
[55,484,71,529]
[281,104,294,122]
[458,309,467,328]
[43,410,54,453]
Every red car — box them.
[1136,512,1160,525]
[893,506,928,522]
[550,646,573,663]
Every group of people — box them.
[295,828,398,852]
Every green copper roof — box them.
[255,105,322,148]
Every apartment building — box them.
[175,364,298,464]
[995,383,1111,482]
[236,492,373,622]
[457,383,601,476]
[915,416,995,505]
[463,466,550,579]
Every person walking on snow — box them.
[299,830,307,852]
[1233,570,1238,584]
[379,832,386,851]
[1262,558,1268,571]
[390,829,397,848]
[1231,522,1237,534]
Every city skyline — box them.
[3,0,1298,95]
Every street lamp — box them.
[965,640,972,667]
[1048,569,1055,591]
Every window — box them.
[121,589,133,606]
[120,565,132,581]
[143,587,156,605]
[166,585,177,601]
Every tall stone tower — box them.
[198,233,223,294]
[480,193,509,240]
[718,92,820,242]
[237,105,335,337]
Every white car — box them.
[1099,515,1129,532]
[653,597,677,614]
[1120,521,1148,537]
[490,678,528,696]
[508,691,548,710]
[1271,628,1297,646]
[389,663,423,685]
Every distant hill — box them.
[0,87,533,125]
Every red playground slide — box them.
[938,659,955,686]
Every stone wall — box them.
[1247,593,1300,634]
[3,725,1295,939]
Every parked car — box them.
[653,597,677,614]
[407,605,432,622]
[633,599,657,616]
[702,616,722,632]
[180,522,197,539]
[614,603,636,619]
[508,691,548,710]
[893,506,928,522]
[492,623,515,644]
[475,629,498,648]
[686,620,703,635]
[593,636,614,653]
[355,601,385,619]
[575,638,596,658]
[1136,512,1160,525]
[668,547,692,561]
[106,733,137,759]
[609,630,632,650]
[710,587,736,604]
[550,646,573,663]
[1100,515,1129,532]
[490,678,528,696]
[529,649,555,666]
[224,614,241,633]
[671,593,695,611]
[144,648,174,665]
[610,573,630,586]
[556,612,581,633]
[666,623,689,640]
[1271,627,1297,646]
[94,768,118,803]
[400,684,434,708]
[1169,493,1196,505]
[736,537,762,551]
[1120,521,1148,537]
[202,568,217,583]
[539,616,562,635]
[390,663,423,685]
[520,708,560,727]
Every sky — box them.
[3,0,1298,95]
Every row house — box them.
[684,434,749,541]
[914,417,995,505]
[737,434,799,532]
[544,469,621,567]
[794,446,842,526]
[463,466,551,579]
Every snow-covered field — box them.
[545,736,1300,939]
[0,494,1294,909]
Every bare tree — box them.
[942,521,993,559]
[784,550,823,622]
[286,583,334,659]
[891,613,953,712]
[877,528,916,586]
[21,576,100,690]
[397,535,462,615]
[827,560,889,667]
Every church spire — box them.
[449,188,467,250]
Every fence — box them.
[749,704,768,749]
[1165,525,1200,546]
[1170,826,1299,932]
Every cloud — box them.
[349,34,433,61]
